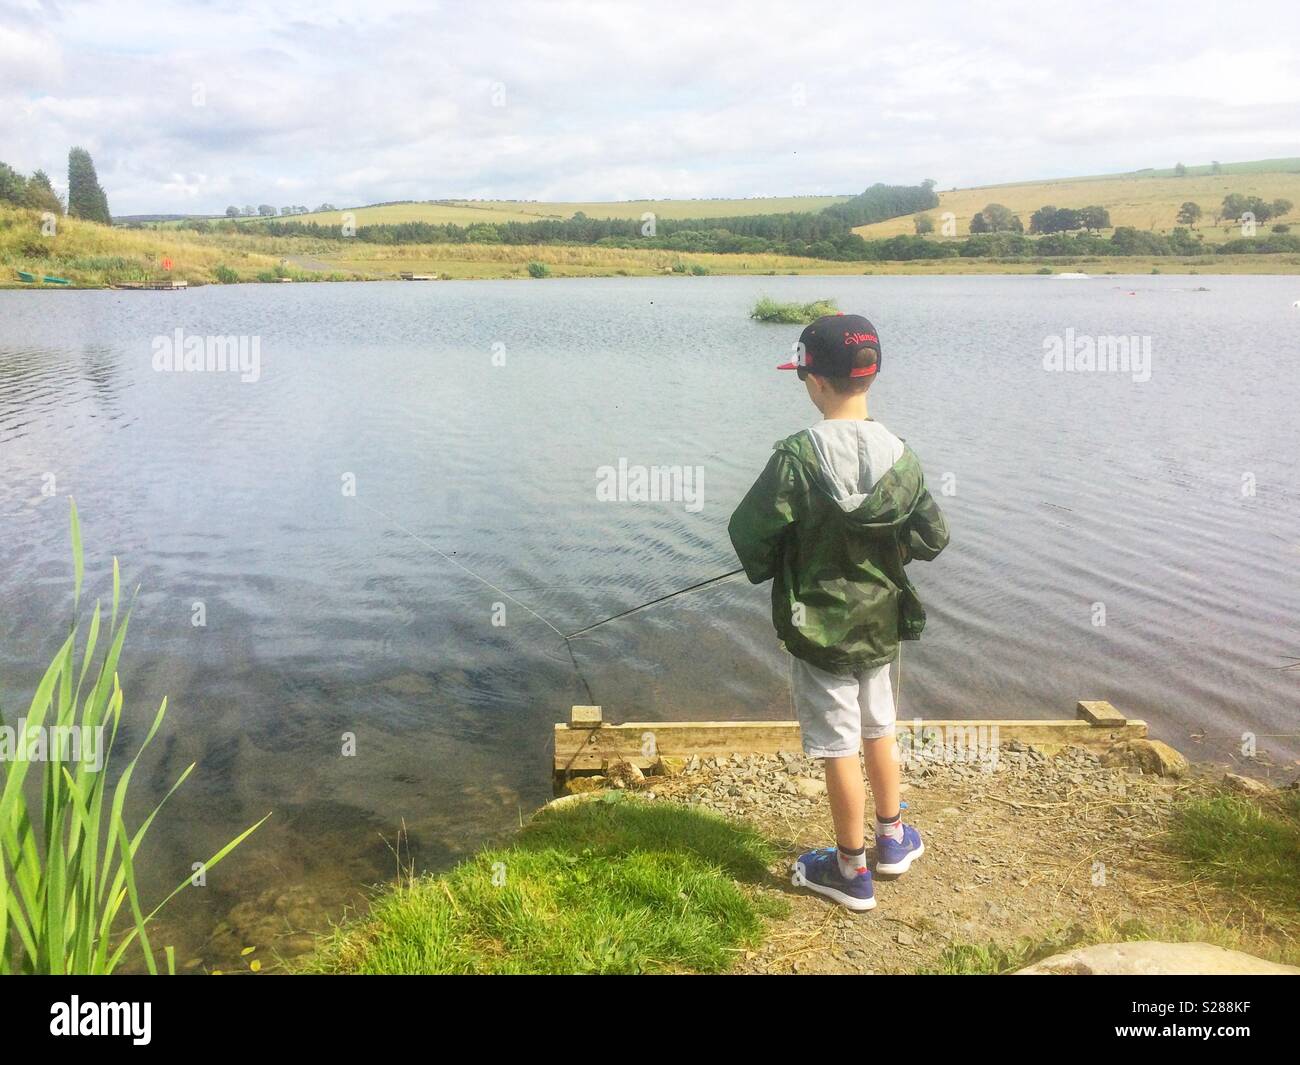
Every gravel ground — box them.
[606,742,1292,974]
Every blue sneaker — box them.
[790,847,876,911]
[875,824,924,876]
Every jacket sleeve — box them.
[728,450,801,584]
[904,484,950,562]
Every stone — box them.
[654,756,686,778]
[794,776,827,798]
[378,671,434,696]
[564,775,607,795]
[1016,941,1300,975]
[603,760,645,789]
[1222,772,1270,795]
[1104,739,1188,778]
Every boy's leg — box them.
[860,659,924,874]
[859,659,899,823]
[824,755,866,856]
[863,735,899,825]
[788,658,873,897]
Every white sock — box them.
[837,845,867,879]
[876,813,904,843]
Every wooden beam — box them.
[570,705,603,727]
[1076,700,1127,726]
[555,709,1147,771]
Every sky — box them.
[2,0,1299,215]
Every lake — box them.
[1,274,1297,967]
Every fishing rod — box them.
[563,568,746,640]
[355,503,905,711]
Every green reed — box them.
[0,500,268,974]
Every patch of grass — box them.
[0,205,282,286]
[751,296,839,323]
[526,260,551,278]
[1167,792,1300,912]
[300,795,782,975]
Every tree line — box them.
[0,148,111,223]
[219,182,942,260]
[226,204,337,217]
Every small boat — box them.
[16,270,37,283]
[42,274,71,285]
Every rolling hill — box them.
[226,195,854,229]
[852,159,1300,238]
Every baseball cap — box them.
[777,313,881,378]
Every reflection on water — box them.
[1,275,1297,969]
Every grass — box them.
[853,162,1300,238]
[0,205,288,287]
[300,794,783,975]
[1168,791,1300,911]
[751,296,839,323]
[923,788,1300,974]
[0,500,267,974]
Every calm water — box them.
[1,275,1297,966]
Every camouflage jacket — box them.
[728,425,949,674]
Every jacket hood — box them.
[775,423,927,532]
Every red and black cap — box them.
[777,313,881,379]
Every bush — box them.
[751,296,839,323]
[213,264,238,284]
[527,261,551,278]
[689,264,710,275]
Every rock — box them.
[378,671,435,696]
[603,761,645,789]
[564,775,607,795]
[654,756,686,778]
[1222,772,1270,795]
[1104,739,1188,778]
[794,776,827,798]
[1016,941,1300,975]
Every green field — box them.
[855,158,1300,238]
[227,195,854,230]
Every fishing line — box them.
[562,568,746,639]
[356,497,598,702]
[357,499,904,721]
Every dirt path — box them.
[637,744,1294,974]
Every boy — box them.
[728,314,949,911]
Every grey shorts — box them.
[789,656,897,758]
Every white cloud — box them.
[0,0,1297,213]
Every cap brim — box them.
[776,360,799,370]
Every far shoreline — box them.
[4,255,1300,290]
